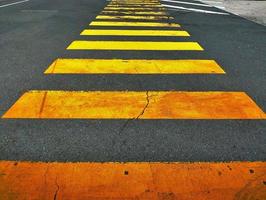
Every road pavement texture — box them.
[199,0,266,26]
[0,0,266,199]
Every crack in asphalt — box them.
[117,91,155,135]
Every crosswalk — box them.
[2,0,266,119]
[1,0,266,198]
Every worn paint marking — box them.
[109,3,161,5]
[110,0,160,2]
[102,10,167,15]
[89,21,180,27]
[44,59,224,74]
[105,7,165,10]
[106,5,164,8]
[109,1,161,3]
[67,41,203,50]
[108,2,161,5]
[80,29,189,36]
[2,91,266,119]
[0,161,265,199]
[96,15,173,20]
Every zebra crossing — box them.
[0,0,265,199]
[2,0,265,119]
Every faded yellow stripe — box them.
[110,0,160,1]
[96,15,173,20]
[105,7,165,10]
[80,29,189,36]
[109,1,161,4]
[109,3,161,5]
[44,59,225,74]
[2,161,264,200]
[110,0,160,2]
[106,5,164,8]
[67,41,203,50]
[102,10,167,15]
[89,21,180,27]
[110,1,160,3]
[110,0,160,3]
[2,91,265,119]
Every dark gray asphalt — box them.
[0,0,265,162]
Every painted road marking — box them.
[0,161,265,199]
[67,41,203,50]
[44,59,225,74]
[110,0,160,2]
[2,91,266,119]
[105,7,165,10]
[89,21,180,27]
[162,4,229,15]
[106,4,164,8]
[0,0,29,8]
[161,0,213,7]
[96,15,173,20]
[109,3,161,5]
[109,0,160,2]
[80,29,189,36]
[108,0,161,4]
[102,10,167,15]
[110,1,160,3]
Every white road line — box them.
[199,0,223,4]
[0,0,29,8]
[198,0,225,9]
[161,0,212,7]
[162,4,229,15]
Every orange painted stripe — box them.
[2,91,265,119]
[44,59,224,74]
[0,161,265,199]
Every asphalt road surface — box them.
[0,0,265,163]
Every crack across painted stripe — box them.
[2,91,265,119]
[44,59,224,74]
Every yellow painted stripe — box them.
[111,0,160,1]
[0,161,265,200]
[102,10,167,15]
[67,41,203,50]
[111,0,160,2]
[2,91,265,119]
[110,0,160,2]
[106,5,164,8]
[96,15,173,20]
[108,2,161,6]
[109,1,161,4]
[89,21,180,27]
[44,59,224,74]
[105,7,165,10]
[80,29,189,36]
[109,2,161,4]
